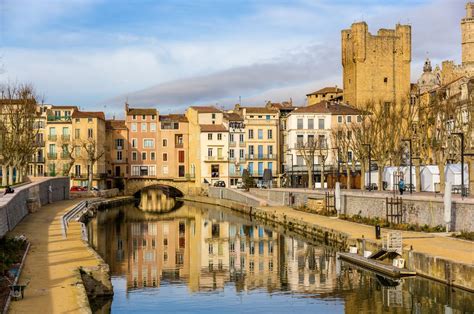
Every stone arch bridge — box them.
[125,178,200,196]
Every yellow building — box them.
[306,87,343,106]
[233,105,280,182]
[105,119,128,189]
[341,22,411,108]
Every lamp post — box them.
[451,132,466,197]
[402,139,413,194]
[363,144,372,191]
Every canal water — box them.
[87,200,474,313]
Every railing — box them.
[60,152,69,159]
[47,116,72,122]
[48,135,57,141]
[185,173,195,180]
[34,140,45,147]
[205,156,228,161]
[175,143,184,148]
[61,135,70,141]
[239,142,246,147]
[245,154,277,160]
[47,153,57,160]
[229,141,236,147]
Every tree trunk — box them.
[415,162,421,192]
[360,161,366,191]
[1,165,7,186]
[346,167,351,189]
[377,163,384,191]
[321,163,325,189]
[88,162,94,190]
[307,165,314,189]
[439,163,446,193]
[8,165,14,185]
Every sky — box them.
[0,0,466,116]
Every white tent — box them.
[383,166,417,191]
[445,164,469,186]
[420,165,440,192]
[364,171,378,189]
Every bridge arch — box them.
[125,178,195,196]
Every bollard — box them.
[375,225,381,239]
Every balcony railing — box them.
[61,135,70,141]
[205,156,228,162]
[47,153,57,160]
[47,115,72,122]
[229,141,236,147]
[48,135,57,141]
[245,154,277,160]
[239,142,246,147]
[60,152,70,159]
[34,140,45,147]
[175,143,184,148]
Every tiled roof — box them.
[189,106,222,113]
[159,114,188,122]
[306,87,343,96]
[200,124,227,132]
[106,119,126,129]
[242,107,278,114]
[224,112,243,121]
[292,101,361,115]
[126,108,157,115]
[72,111,106,120]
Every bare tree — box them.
[82,139,105,189]
[296,137,318,189]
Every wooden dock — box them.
[338,252,416,278]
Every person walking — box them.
[398,178,405,195]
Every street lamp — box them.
[402,139,413,194]
[451,132,466,197]
[363,144,372,191]
[286,151,294,188]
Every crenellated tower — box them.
[462,2,474,65]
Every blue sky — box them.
[0,0,465,116]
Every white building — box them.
[199,124,230,186]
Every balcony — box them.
[36,156,45,163]
[245,154,277,160]
[34,140,45,147]
[47,115,72,122]
[175,143,184,148]
[61,135,71,142]
[72,174,86,179]
[48,135,57,141]
[239,142,246,147]
[47,153,57,160]
[229,141,236,147]
[60,152,70,159]
[205,156,228,162]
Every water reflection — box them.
[136,188,179,212]
[88,203,474,314]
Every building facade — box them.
[306,87,343,106]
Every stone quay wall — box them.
[249,189,474,232]
[0,177,70,238]
[208,187,268,207]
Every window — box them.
[163,165,169,174]
[248,129,254,139]
[338,116,343,123]
[131,123,137,132]
[163,153,168,161]
[151,152,156,160]
[208,133,213,140]
[357,115,362,123]
[116,151,122,161]
[248,145,254,156]
[267,129,273,139]
[142,115,146,120]
[258,129,263,139]
[296,155,304,166]
[217,133,222,140]
[348,151,353,162]
[297,119,303,129]
[239,149,244,159]
[347,116,352,123]
[308,119,314,129]
[211,113,216,119]
[308,134,315,144]
[143,139,155,148]
[132,152,137,161]
[266,115,270,120]
[178,151,185,163]
[74,146,81,156]
[384,77,388,83]
[208,148,213,156]
[152,115,156,120]
[162,139,167,147]
[132,139,137,148]
[149,166,156,176]
[132,115,137,120]
[268,145,273,156]
[142,152,147,160]
[347,130,352,139]
[88,118,92,123]
[115,139,124,149]
[239,134,244,142]
[131,166,139,176]
[87,128,93,138]
[150,123,156,132]
[229,149,235,158]
[297,135,304,146]
[178,165,185,177]
[141,123,147,132]
[318,118,325,129]
[75,129,80,139]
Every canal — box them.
[86,199,474,313]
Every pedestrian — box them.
[4,185,14,195]
[398,178,405,195]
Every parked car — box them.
[70,186,86,191]
[257,181,268,189]
[213,180,226,187]
[236,181,245,189]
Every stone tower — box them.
[341,22,411,108]
[461,2,474,65]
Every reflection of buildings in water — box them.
[128,219,189,289]
[284,238,338,293]
[139,189,176,212]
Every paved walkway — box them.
[8,199,100,314]
[259,205,474,265]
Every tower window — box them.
[384,77,388,83]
